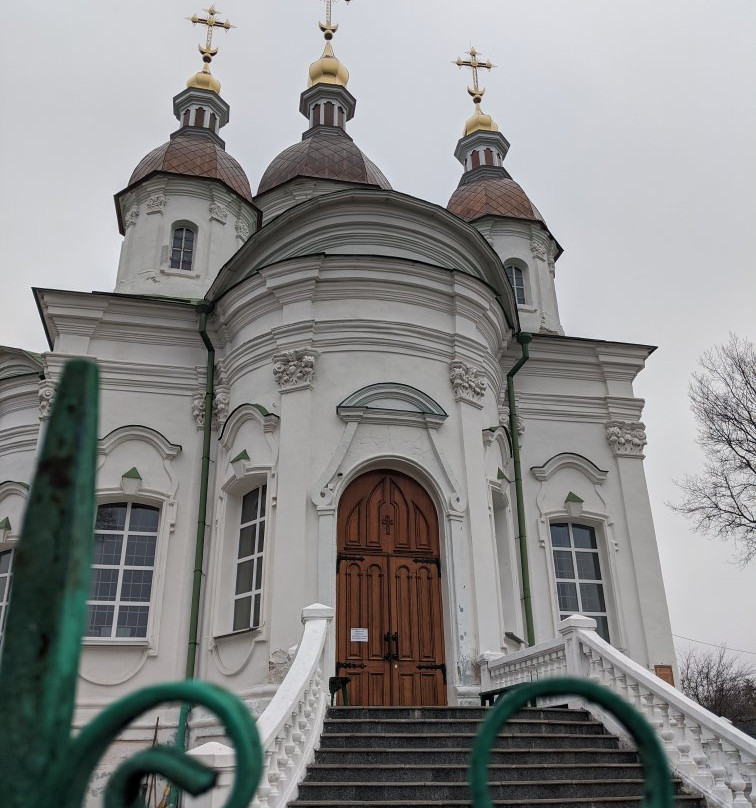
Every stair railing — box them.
[480,615,756,808]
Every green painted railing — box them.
[0,359,675,808]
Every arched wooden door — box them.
[336,470,447,706]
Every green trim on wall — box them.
[121,467,142,480]
[230,449,250,463]
[565,491,584,504]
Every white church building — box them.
[6,9,739,805]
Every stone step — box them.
[327,707,590,723]
[290,798,705,807]
[303,763,644,783]
[319,732,621,750]
[313,747,640,766]
[322,718,607,735]
[295,779,685,801]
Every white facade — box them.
[0,42,678,800]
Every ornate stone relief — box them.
[124,206,140,229]
[38,379,56,419]
[146,194,167,214]
[213,384,231,427]
[605,420,647,457]
[191,390,206,429]
[530,237,547,261]
[449,360,487,405]
[235,219,251,241]
[192,364,231,430]
[273,348,316,390]
[498,405,525,436]
[209,202,229,223]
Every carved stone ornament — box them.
[605,420,647,457]
[213,384,231,427]
[273,349,317,390]
[38,380,56,419]
[124,206,140,229]
[209,202,229,223]
[498,405,525,436]
[449,360,487,405]
[235,219,251,241]
[191,390,206,429]
[530,237,548,261]
[146,194,167,214]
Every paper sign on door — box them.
[350,628,368,642]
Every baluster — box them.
[703,736,734,805]
[266,736,283,806]
[741,755,756,808]
[626,680,644,716]
[671,711,698,777]
[723,743,750,807]
[655,701,681,765]
[254,748,275,808]
[686,721,715,790]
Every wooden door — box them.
[336,470,446,706]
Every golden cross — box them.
[188,6,234,63]
[317,0,352,41]
[455,46,495,102]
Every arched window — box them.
[86,502,160,639]
[233,484,267,631]
[323,101,335,126]
[471,150,481,169]
[195,107,205,128]
[170,226,195,271]
[182,109,191,127]
[209,112,218,132]
[484,147,494,166]
[550,523,610,642]
[505,264,526,305]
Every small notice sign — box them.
[350,628,369,643]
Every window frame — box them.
[505,263,527,306]
[84,499,163,645]
[169,224,197,272]
[232,484,268,633]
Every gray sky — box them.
[2,0,754,664]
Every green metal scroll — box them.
[0,360,263,808]
[469,676,675,808]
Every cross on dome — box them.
[455,46,495,105]
[317,0,353,41]
[188,6,234,77]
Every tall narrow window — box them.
[233,485,267,631]
[550,523,610,642]
[0,549,13,650]
[86,503,159,639]
[170,227,195,271]
[505,264,526,305]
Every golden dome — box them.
[464,103,498,136]
[308,42,349,88]
[187,67,221,94]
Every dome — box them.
[464,105,498,137]
[447,175,544,224]
[129,131,252,203]
[257,129,391,195]
[308,42,349,88]
[187,69,221,94]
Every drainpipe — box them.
[169,301,215,808]
[507,332,535,646]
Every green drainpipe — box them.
[169,302,216,808]
[507,332,535,646]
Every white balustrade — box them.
[480,615,756,808]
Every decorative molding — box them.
[98,425,181,460]
[219,404,280,449]
[235,219,251,241]
[209,202,229,223]
[337,383,447,429]
[213,384,231,427]
[449,360,486,406]
[531,453,609,484]
[124,206,140,229]
[273,348,317,391]
[605,420,647,457]
[530,237,547,261]
[145,194,167,214]
[192,389,206,429]
[38,379,56,419]
[498,405,524,436]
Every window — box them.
[0,549,13,649]
[505,264,527,305]
[170,227,195,271]
[550,523,610,642]
[233,485,267,631]
[86,503,159,639]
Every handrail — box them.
[480,615,756,808]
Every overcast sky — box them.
[2,0,754,664]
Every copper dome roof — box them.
[447,174,544,224]
[129,130,253,203]
[257,128,391,195]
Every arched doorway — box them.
[336,469,447,706]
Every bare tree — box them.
[680,646,755,722]
[672,334,756,565]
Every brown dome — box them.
[129,131,253,203]
[257,129,391,195]
[447,175,544,224]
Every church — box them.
[0,4,687,796]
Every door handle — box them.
[384,632,399,661]
[391,632,399,660]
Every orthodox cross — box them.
[189,6,234,64]
[455,46,495,103]
[381,515,394,535]
[317,0,352,40]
